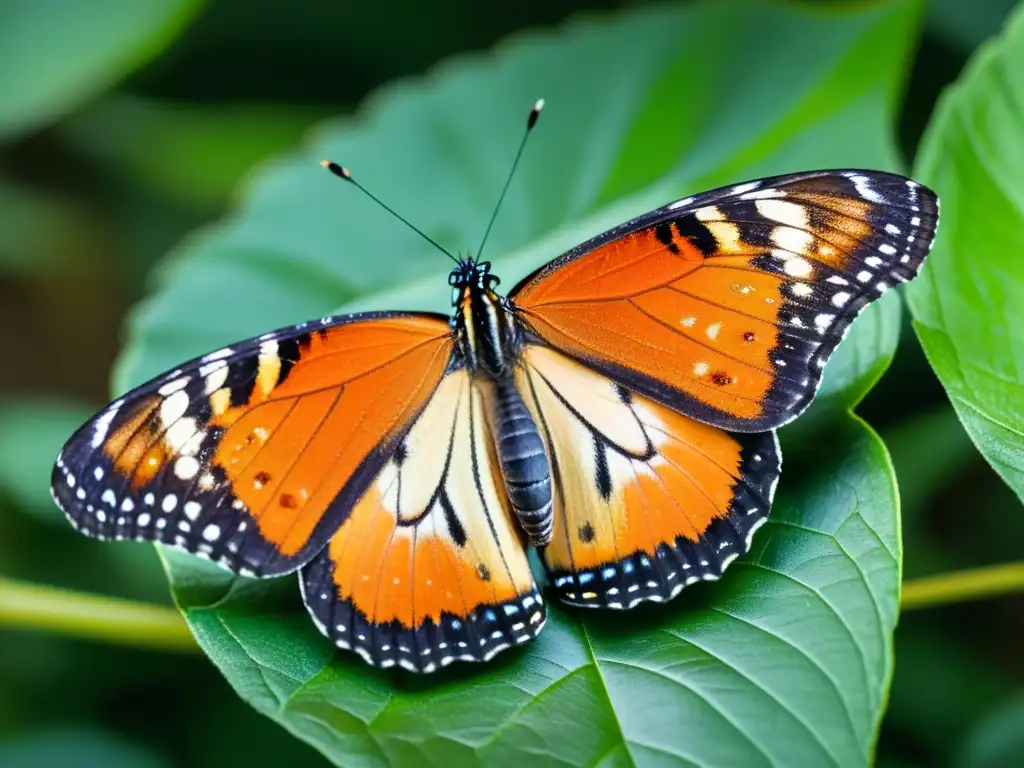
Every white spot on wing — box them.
[160,390,189,428]
[164,418,198,453]
[203,364,230,394]
[848,173,885,203]
[158,377,189,396]
[668,196,695,210]
[781,255,813,278]
[91,400,123,448]
[731,181,761,194]
[739,187,785,200]
[772,226,813,254]
[756,199,809,228]
[791,283,813,298]
[201,347,234,363]
[174,456,200,480]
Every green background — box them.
[1,0,1022,766]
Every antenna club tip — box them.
[528,98,545,130]
[320,160,352,180]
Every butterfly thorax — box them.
[450,258,521,379]
[449,258,553,545]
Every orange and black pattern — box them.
[516,346,780,608]
[512,170,939,431]
[301,371,545,672]
[51,167,939,673]
[52,312,454,576]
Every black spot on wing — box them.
[274,333,308,387]
[228,355,258,406]
[440,490,466,547]
[578,522,595,543]
[593,437,612,500]
[673,215,717,256]
[654,222,680,254]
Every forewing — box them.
[51,312,454,577]
[517,345,780,608]
[300,369,544,672]
[511,170,938,431]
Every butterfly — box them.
[51,101,939,673]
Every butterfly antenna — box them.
[476,98,544,259]
[320,160,459,264]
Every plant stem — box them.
[3,563,1023,653]
[902,562,1024,610]
[0,577,198,653]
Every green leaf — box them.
[0,0,202,141]
[168,418,898,767]
[112,0,924,764]
[0,396,95,521]
[907,4,1024,505]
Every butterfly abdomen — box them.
[490,377,553,547]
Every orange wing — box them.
[511,170,939,431]
[301,369,543,672]
[516,345,780,607]
[52,312,454,577]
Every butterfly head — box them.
[448,255,501,305]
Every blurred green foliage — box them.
[908,7,1024,503]
[1,0,1022,766]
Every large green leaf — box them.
[907,3,1024,504]
[0,0,201,141]
[112,1,923,765]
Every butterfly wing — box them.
[516,344,780,607]
[51,312,455,577]
[300,368,544,671]
[510,170,938,431]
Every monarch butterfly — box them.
[51,101,938,673]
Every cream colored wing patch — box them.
[300,369,544,672]
[517,345,781,609]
